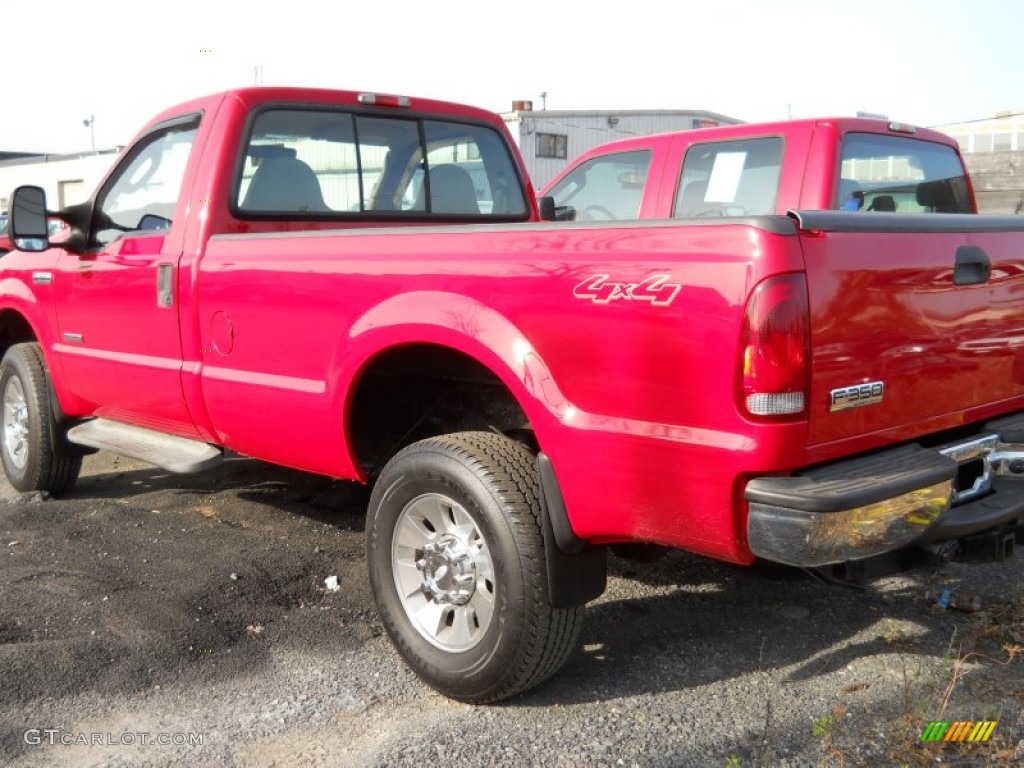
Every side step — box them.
[66,419,223,474]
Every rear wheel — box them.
[0,343,81,495]
[367,431,583,703]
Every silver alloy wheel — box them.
[3,376,30,470]
[391,492,496,652]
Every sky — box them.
[3,0,1021,154]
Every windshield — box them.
[836,133,971,213]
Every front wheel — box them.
[0,343,81,495]
[366,432,583,703]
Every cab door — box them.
[53,115,201,437]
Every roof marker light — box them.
[888,122,917,134]
[358,93,411,108]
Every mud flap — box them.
[538,453,607,608]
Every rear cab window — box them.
[835,133,971,213]
[674,138,783,219]
[546,150,651,221]
[235,108,528,219]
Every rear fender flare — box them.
[339,292,573,466]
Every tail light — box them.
[738,273,810,419]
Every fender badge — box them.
[574,274,682,307]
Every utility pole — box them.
[83,116,95,151]
[540,91,547,111]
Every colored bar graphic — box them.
[920,720,997,742]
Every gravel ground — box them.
[1,451,1022,767]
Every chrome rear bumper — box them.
[745,411,1024,567]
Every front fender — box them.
[0,276,74,409]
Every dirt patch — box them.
[1,451,1022,766]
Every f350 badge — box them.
[829,381,885,412]
[574,274,682,307]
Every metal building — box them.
[933,111,1024,154]
[931,111,1024,213]
[0,150,120,213]
[501,102,743,189]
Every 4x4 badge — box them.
[574,274,682,307]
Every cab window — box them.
[674,137,783,219]
[236,109,527,218]
[94,121,198,247]
[836,133,971,213]
[546,150,650,221]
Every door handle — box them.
[157,263,174,307]
[953,246,990,286]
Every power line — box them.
[928,111,1024,128]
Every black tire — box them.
[0,343,81,495]
[367,431,583,703]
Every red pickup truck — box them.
[4,94,1024,702]
[541,117,981,219]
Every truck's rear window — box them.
[235,108,528,219]
[836,133,971,213]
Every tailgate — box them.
[795,211,1024,446]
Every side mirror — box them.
[537,195,556,221]
[9,186,50,252]
[138,213,172,231]
[554,205,577,222]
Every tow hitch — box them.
[957,524,1019,563]
[812,523,1021,586]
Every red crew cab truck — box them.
[5,95,1024,702]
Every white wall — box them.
[0,152,120,212]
